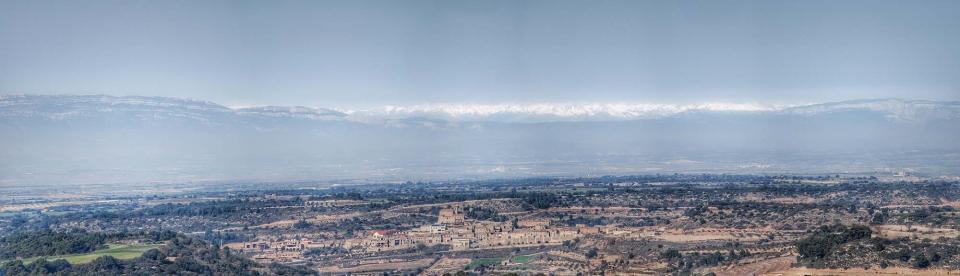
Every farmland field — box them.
[17,243,162,265]
[511,255,532,263]
[467,257,503,269]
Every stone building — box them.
[438,208,465,225]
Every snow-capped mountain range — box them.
[1,94,958,124]
[346,102,779,122]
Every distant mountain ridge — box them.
[781,98,960,122]
[1,94,958,124]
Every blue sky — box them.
[1,0,958,107]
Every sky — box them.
[1,0,958,107]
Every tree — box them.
[46,259,72,273]
[660,249,682,261]
[89,255,122,271]
[586,248,599,259]
[913,253,930,269]
[0,260,27,275]
[26,259,51,274]
[293,219,312,229]
[844,225,872,240]
[796,224,873,263]
[142,248,165,261]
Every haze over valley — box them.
[2,95,958,189]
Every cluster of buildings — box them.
[228,204,704,263]
[227,238,338,262]
[303,199,367,208]
[342,206,582,253]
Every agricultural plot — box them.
[16,243,161,265]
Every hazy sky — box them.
[1,0,958,107]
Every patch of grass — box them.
[527,187,607,193]
[40,211,74,216]
[0,212,23,217]
[511,255,532,263]
[467,257,502,269]
[13,243,162,265]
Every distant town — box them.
[3,173,960,275]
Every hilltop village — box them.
[3,174,960,275]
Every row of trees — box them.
[660,247,752,274]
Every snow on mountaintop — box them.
[350,102,778,122]
[0,95,957,123]
[349,99,960,122]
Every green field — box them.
[13,243,162,265]
[510,255,532,263]
[527,187,608,193]
[0,212,21,217]
[467,257,503,269]
[39,211,75,216]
